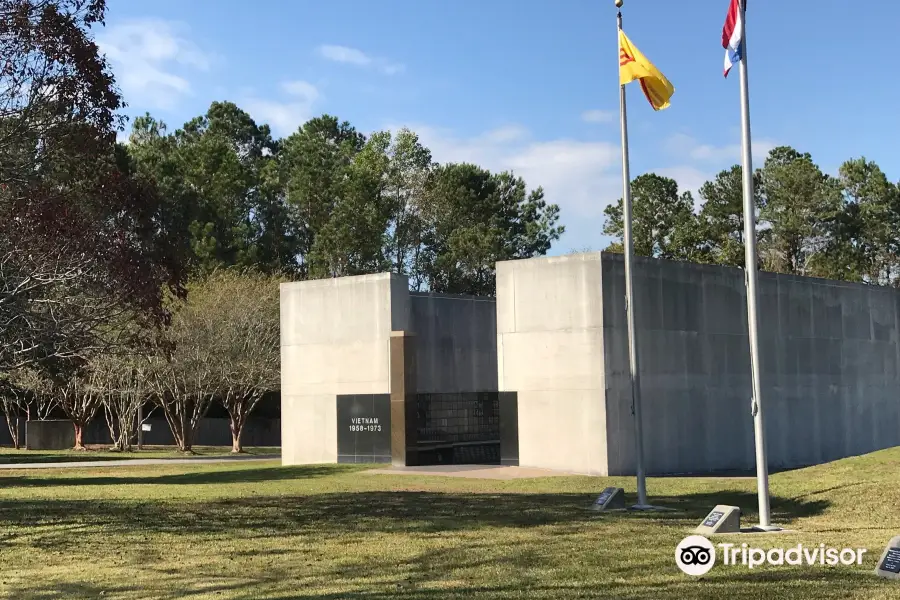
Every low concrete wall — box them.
[137,418,281,447]
[0,418,24,448]
[14,417,280,450]
[25,420,75,450]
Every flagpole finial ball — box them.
[615,0,623,7]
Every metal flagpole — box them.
[616,1,648,508]
[736,0,776,530]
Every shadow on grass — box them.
[0,453,137,465]
[254,571,889,600]
[649,464,812,478]
[11,566,884,600]
[0,488,829,549]
[4,579,275,600]
[0,446,280,464]
[4,483,885,600]
[7,571,892,600]
[646,490,830,523]
[0,464,346,487]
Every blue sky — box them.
[99,0,899,253]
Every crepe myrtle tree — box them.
[149,270,281,453]
[1,366,57,431]
[0,371,32,448]
[94,352,155,452]
[56,364,106,450]
[149,298,218,454]
[0,366,56,447]
[209,270,281,452]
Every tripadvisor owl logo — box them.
[675,535,869,576]
[676,535,716,576]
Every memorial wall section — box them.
[280,274,512,466]
[496,252,900,476]
[495,253,609,475]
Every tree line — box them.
[0,0,563,452]
[127,104,564,296]
[603,147,900,286]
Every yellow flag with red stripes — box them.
[619,29,675,111]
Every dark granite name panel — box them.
[411,391,518,466]
[336,394,391,464]
[499,391,518,466]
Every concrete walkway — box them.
[0,454,280,470]
[366,464,580,480]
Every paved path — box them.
[0,454,280,470]
[366,464,579,480]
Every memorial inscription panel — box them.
[702,511,725,529]
[694,505,741,534]
[336,394,391,463]
[876,537,900,580]
[590,487,625,511]
[881,548,900,573]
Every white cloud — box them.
[658,133,779,207]
[390,123,621,220]
[318,45,370,66]
[244,80,320,136]
[664,132,777,166]
[582,109,615,124]
[369,123,778,251]
[317,44,405,75]
[97,18,213,110]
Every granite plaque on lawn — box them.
[590,487,625,511]
[875,536,900,580]
[694,505,741,534]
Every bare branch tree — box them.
[0,373,29,448]
[0,0,188,375]
[56,366,105,450]
[7,366,56,421]
[102,354,154,451]
[210,271,281,452]
[149,296,217,453]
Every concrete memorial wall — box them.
[280,273,504,466]
[496,252,900,476]
[281,253,900,474]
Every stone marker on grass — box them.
[590,487,625,511]
[875,535,900,580]
[694,505,741,535]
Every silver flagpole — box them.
[736,0,775,530]
[616,0,648,508]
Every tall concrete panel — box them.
[601,255,755,475]
[281,273,403,465]
[496,254,608,475]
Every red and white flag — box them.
[722,0,745,78]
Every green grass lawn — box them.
[0,446,279,464]
[0,448,897,599]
